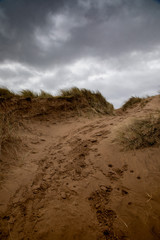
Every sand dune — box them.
[0,95,160,240]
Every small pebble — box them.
[61,192,67,199]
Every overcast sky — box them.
[0,0,160,107]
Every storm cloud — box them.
[0,0,160,107]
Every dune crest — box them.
[0,92,160,240]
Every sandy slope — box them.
[0,96,160,240]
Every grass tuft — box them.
[0,87,15,98]
[58,87,114,114]
[59,87,82,97]
[38,90,53,98]
[20,89,38,98]
[122,97,143,111]
[0,112,19,154]
[116,115,160,150]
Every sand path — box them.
[0,108,160,239]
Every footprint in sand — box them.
[121,189,128,196]
[107,171,118,181]
[114,168,124,177]
[108,164,113,168]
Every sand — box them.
[0,95,160,240]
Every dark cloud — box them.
[0,0,160,107]
[154,0,160,3]
[0,0,160,67]
[0,0,70,64]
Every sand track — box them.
[0,100,160,240]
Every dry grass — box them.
[0,88,16,98]
[0,112,20,155]
[0,88,53,99]
[0,87,114,114]
[58,87,114,114]
[20,89,53,98]
[117,115,160,150]
[122,97,144,111]
[20,90,38,98]
[39,90,53,98]
[59,87,83,97]
[0,112,22,183]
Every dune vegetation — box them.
[0,87,114,114]
[122,96,145,111]
[0,112,19,155]
[0,88,16,98]
[58,87,114,114]
[117,114,160,149]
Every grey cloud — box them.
[0,0,73,64]
[0,0,160,67]
[0,0,160,107]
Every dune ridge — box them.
[0,91,160,240]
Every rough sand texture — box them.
[0,96,160,240]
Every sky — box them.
[0,0,160,108]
